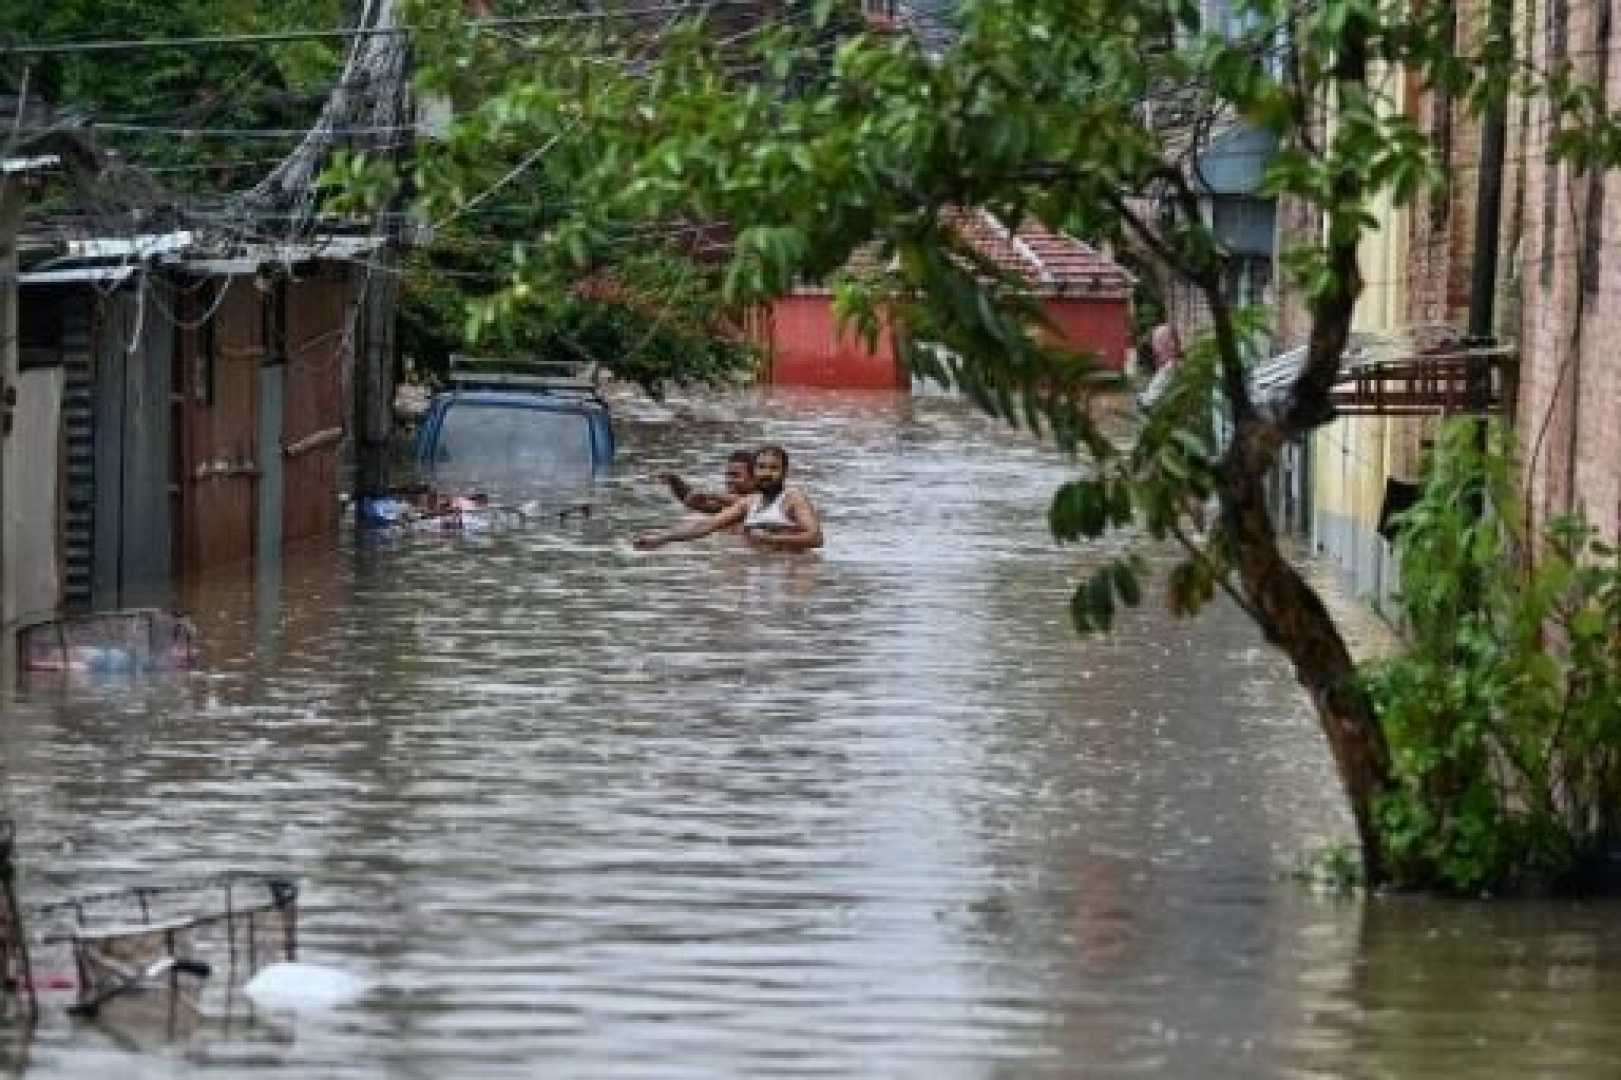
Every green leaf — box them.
[564,230,589,269]
[1107,480,1134,527]
[1086,570,1116,632]
[1049,481,1093,542]
[1112,560,1142,607]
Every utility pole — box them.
[356,226,400,499]
[254,0,405,500]
[355,0,407,501]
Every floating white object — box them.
[242,962,368,1010]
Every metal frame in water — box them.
[2,870,298,1025]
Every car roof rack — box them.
[448,355,604,396]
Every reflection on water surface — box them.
[2,390,1619,1077]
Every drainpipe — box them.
[1467,52,1508,345]
[1466,0,1511,516]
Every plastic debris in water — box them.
[241,962,369,1011]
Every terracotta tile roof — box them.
[945,209,1133,298]
[803,209,1132,299]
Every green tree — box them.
[0,0,350,193]
[398,233,756,391]
[323,0,766,391]
[347,0,1620,884]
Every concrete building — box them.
[1275,10,1526,613]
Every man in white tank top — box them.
[634,445,824,551]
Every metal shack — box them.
[16,231,382,615]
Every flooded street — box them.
[2,390,1620,1077]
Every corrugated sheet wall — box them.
[180,277,261,575]
[281,269,350,543]
[60,299,94,610]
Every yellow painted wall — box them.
[1308,61,1414,608]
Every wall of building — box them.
[92,280,177,611]
[1516,0,1621,544]
[179,277,262,574]
[760,292,1132,389]
[759,295,906,390]
[1042,297,1132,370]
[281,269,351,544]
[11,367,62,621]
[1304,61,1433,617]
[1161,253,1272,354]
[178,271,352,575]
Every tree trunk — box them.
[1198,11,1393,882]
[1219,434,1392,881]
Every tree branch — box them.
[1166,517,1268,627]
[1145,164,1257,423]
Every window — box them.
[433,401,596,493]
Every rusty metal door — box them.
[179,277,261,575]
[281,269,349,543]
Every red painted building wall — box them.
[1040,297,1131,369]
[759,295,905,390]
[758,293,1130,389]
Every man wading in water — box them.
[656,449,756,514]
[634,446,824,552]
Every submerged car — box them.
[410,357,615,494]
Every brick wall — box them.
[1404,2,1482,331]
[1161,254,1272,356]
[1516,0,1621,543]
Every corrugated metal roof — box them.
[19,265,136,285]
[27,231,384,277]
[0,154,59,175]
[66,231,194,260]
[183,236,383,273]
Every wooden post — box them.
[355,255,397,498]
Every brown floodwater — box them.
[2,389,1619,1078]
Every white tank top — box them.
[743,490,796,532]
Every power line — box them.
[0,3,769,58]
[37,121,419,139]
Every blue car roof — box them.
[433,390,608,414]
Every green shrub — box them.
[1365,421,1621,893]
